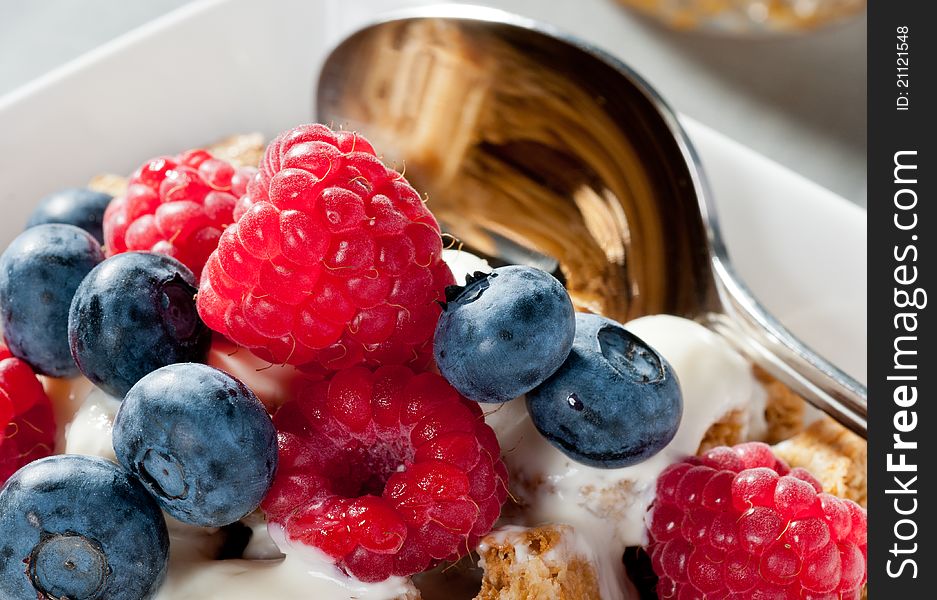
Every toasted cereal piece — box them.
[697,408,746,454]
[476,525,600,600]
[88,173,128,198]
[773,417,867,507]
[89,133,264,199]
[696,366,810,455]
[754,366,807,443]
[206,132,265,168]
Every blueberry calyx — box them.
[158,274,199,340]
[596,325,664,384]
[139,449,189,500]
[526,313,683,468]
[464,270,493,286]
[441,271,497,310]
[28,532,110,599]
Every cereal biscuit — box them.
[475,525,601,600]
[773,416,867,507]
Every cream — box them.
[63,387,121,461]
[156,518,416,599]
[206,338,298,412]
[156,545,417,600]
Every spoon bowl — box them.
[316,4,866,436]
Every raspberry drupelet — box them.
[0,344,56,484]
[196,124,455,372]
[103,149,255,279]
[262,366,509,582]
[646,442,867,599]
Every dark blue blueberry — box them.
[434,266,575,403]
[112,363,278,527]
[0,455,169,600]
[68,252,211,398]
[26,188,113,243]
[526,313,683,468]
[0,224,105,376]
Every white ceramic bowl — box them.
[0,0,866,383]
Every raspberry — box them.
[647,442,867,598]
[262,366,508,582]
[103,149,256,279]
[0,344,56,484]
[196,124,455,371]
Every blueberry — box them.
[0,224,105,376]
[0,454,169,600]
[26,188,113,243]
[526,313,683,468]
[68,252,211,398]
[112,363,278,527]
[434,266,575,403]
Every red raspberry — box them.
[0,344,56,484]
[647,442,867,599]
[196,124,455,371]
[262,366,508,582]
[103,149,256,279]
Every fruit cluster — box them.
[0,126,508,599]
[438,271,868,596]
[434,267,683,468]
[0,123,865,600]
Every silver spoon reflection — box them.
[315,4,866,436]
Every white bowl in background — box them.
[0,0,866,383]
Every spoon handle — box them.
[708,260,868,438]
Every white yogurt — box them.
[63,387,121,460]
[485,314,767,600]
[156,538,418,600]
[207,338,298,412]
[239,510,285,561]
[156,523,417,600]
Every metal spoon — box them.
[315,4,867,436]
